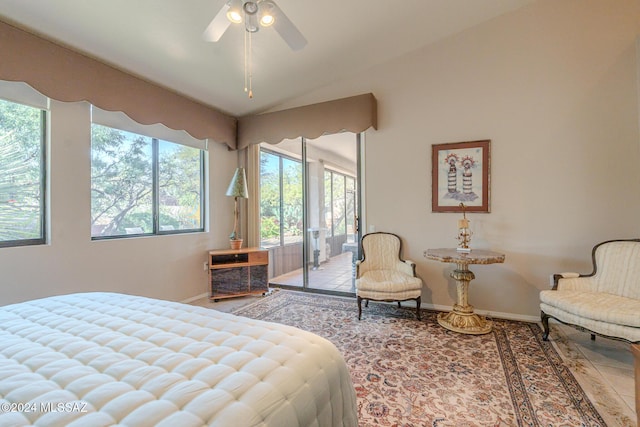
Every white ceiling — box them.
[0,0,534,117]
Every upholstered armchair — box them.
[356,232,423,320]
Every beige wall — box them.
[0,100,236,305]
[275,0,640,319]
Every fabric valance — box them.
[0,20,237,149]
[91,106,208,151]
[237,93,377,149]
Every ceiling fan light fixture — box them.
[243,1,259,32]
[227,11,243,23]
[258,2,276,27]
[203,0,307,99]
[245,14,259,32]
[226,0,244,23]
[243,1,258,15]
[260,14,274,26]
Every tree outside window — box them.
[0,98,45,247]
[91,124,203,238]
[324,169,355,240]
[260,149,302,247]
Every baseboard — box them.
[181,292,208,304]
[420,302,539,323]
[475,308,540,323]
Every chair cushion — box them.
[356,270,422,301]
[540,289,640,328]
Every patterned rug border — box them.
[233,290,622,426]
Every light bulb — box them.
[226,0,244,23]
[260,14,274,26]
[227,10,243,23]
[259,1,275,27]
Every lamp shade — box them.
[226,167,249,198]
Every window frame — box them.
[90,124,206,240]
[0,102,47,249]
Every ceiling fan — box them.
[202,0,307,51]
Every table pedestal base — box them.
[437,310,492,335]
[438,266,493,335]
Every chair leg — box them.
[365,299,369,308]
[591,334,596,341]
[397,301,401,308]
[541,311,550,341]
[416,296,421,321]
[357,296,363,320]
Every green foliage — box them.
[0,99,43,242]
[91,124,202,237]
[260,151,303,244]
[260,216,280,240]
[159,142,203,230]
[121,212,153,233]
[91,125,153,236]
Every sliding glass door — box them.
[259,132,362,295]
[259,148,304,286]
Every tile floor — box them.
[270,251,355,293]
[195,292,637,426]
[550,322,636,425]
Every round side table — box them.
[425,248,505,335]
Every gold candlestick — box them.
[456,203,472,252]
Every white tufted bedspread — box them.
[0,293,357,427]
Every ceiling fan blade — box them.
[270,1,307,51]
[202,2,232,42]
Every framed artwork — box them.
[431,139,490,213]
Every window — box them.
[324,169,355,240]
[91,124,204,238]
[260,149,303,248]
[0,98,46,248]
[158,140,204,232]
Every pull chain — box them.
[243,30,253,99]
[244,30,247,94]
[248,31,253,98]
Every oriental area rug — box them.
[233,290,626,427]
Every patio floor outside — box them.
[269,251,356,294]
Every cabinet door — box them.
[250,265,268,293]
[211,266,249,298]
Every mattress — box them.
[0,292,357,426]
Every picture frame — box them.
[431,139,490,213]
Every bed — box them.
[0,292,357,426]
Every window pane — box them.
[332,173,346,236]
[260,151,280,247]
[0,99,44,245]
[158,140,202,231]
[91,124,153,237]
[282,157,302,245]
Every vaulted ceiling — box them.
[0,0,534,117]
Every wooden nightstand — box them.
[208,247,269,301]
